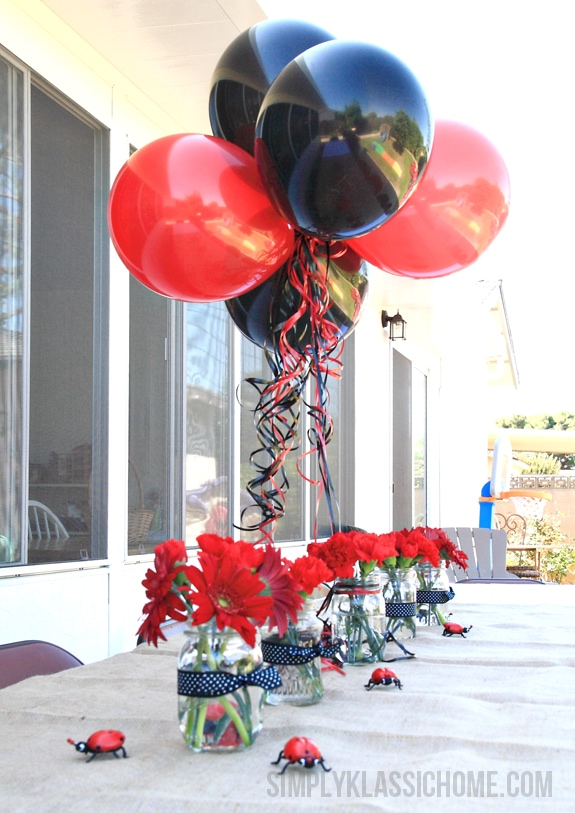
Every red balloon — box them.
[347,121,510,278]
[108,134,294,301]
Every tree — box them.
[495,412,575,469]
[497,412,575,430]
[389,110,424,157]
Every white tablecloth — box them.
[0,584,573,812]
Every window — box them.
[184,301,230,544]
[127,277,171,554]
[392,348,427,529]
[182,303,355,546]
[0,55,23,565]
[0,51,109,567]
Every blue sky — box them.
[259,0,573,418]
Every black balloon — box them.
[226,240,369,351]
[255,40,433,240]
[210,19,334,155]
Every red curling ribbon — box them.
[239,234,345,540]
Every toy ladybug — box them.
[271,736,331,775]
[442,622,473,638]
[365,667,403,690]
[67,729,128,762]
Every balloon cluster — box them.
[108,19,510,540]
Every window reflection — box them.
[185,302,229,543]
[412,367,427,527]
[0,56,24,564]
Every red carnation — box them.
[308,533,358,579]
[289,555,333,596]
[197,533,265,570]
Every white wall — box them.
[0,569,109,663]
[354,266,490,533]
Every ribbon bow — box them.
[261,639,343,666]
[177,665,282,698]
[416,587,455,605]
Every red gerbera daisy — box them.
[257,545,303,637]
[137,539,190,646]
[187,551,273,647]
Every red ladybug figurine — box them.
[442,622,473,638]
[365,667,403,690]
[67,729,128,762]
[271,736,331,775]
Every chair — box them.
[442,527,544,583]
[494,512,528,543]
[0,640,83,690]
[28,500,70,550]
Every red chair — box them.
[0,640,83,689]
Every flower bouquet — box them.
[137,535,302,751]
[307,531,398,664]
[262,554,333,705]
[376,528,444,639]
[412,528,468,625]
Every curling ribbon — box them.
[240,233,344,538]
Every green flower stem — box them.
[342,608,386,663]
[273,623,324,697]
[217,693,252,747]
[187,629,251,749]
[435,606,447,625]
[193,700,208,751]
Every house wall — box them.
[2,1,186,663]
[361,269,490,531]
[1,1,491,663]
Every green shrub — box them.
[540,545,575,583]
[528,515,567,546]
[514,452,561,474]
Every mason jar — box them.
[177,621,266,752]
[262,598,324,706]
[330,574,387,664]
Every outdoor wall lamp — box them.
[381,310,407,341]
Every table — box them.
[1,584,574,813]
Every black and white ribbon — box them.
[177,665,282,698]
[385,601,417,618]
[416,587,455,605]
[261,639,342,666]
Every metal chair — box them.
[28,500,70,550]
[0,640,83,690]
[494,512,528,543]
[442,527,544,583]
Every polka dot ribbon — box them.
[177,665,282,698]
[261,639,343,666]
[385,601,417,618]
[416,587,455,605]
